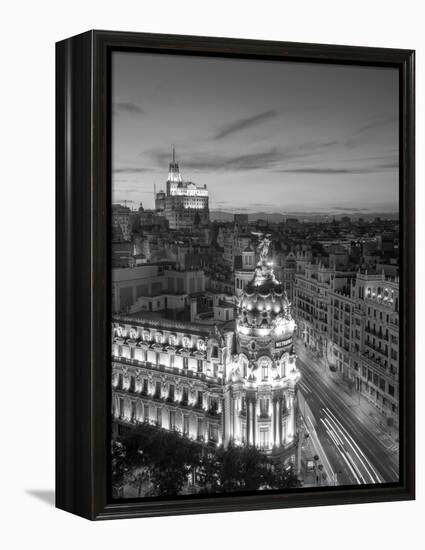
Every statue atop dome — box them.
[253,232,272,263]
[250,232,279,289]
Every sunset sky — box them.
[112,51,399,215]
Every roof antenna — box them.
[172,144,175,163]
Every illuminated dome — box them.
[237,234,292,332]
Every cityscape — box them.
[111,151,399,498]
[110,52,399,499]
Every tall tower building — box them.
[224,234,300,461]
[161,148,209,229]
[165,146,183,195]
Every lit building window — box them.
[208,424,218,443]
[168,384,175,402]
[260,398,269,416]
[169,410,176,430]
[182,386,189,405]
[197,418,203,440]
[131,401,136,422]
[259,428,269,450]
[156,407,162,427]
[183,415,189,436]
[196,391,203,409]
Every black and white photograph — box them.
[110,51,400,499]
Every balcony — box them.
[362,351,388,371]
[365,339,388,356]
[112,355,221,384]
[365,326,389,341]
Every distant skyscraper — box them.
[160,148,209,229]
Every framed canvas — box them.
[56,30,415,520]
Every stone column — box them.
[278,398,283,446]
[252,400,256,447]
[287,393,294,440]
[232,393,236,442]
[272,399,277,446]
[246,398,251,445]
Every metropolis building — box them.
[112,236,300,464]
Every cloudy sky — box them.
[112,51,399,215]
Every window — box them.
[388,384,395,397]
[379,378,386,391]
[197,418,203,440]
[183,415,190,436]
[118,373,123,388]
[143,404,149,422]
[155,381,161,398]
[183,356,189,369]
[208,397,218,414]
[197,391,203,409]
[169,410,176,430]
[142,378,148,395]
[262,362,269,380]
[197,359,203,373]
[168,384,175,401]
[156,407,162,426]
[208,423,218,442]
[259,428,269,450]
[260,398,269,416]
[119,398,124,418]
[131,401,136,422]
[178,386,187,406]
[241,396,247,413]
[129,375,136,392]
[241,424,246,444]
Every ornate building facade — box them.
[293,261,399,427]
[157,149,209,230]
[111,235,300,463]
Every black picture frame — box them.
[56,30,415,520]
